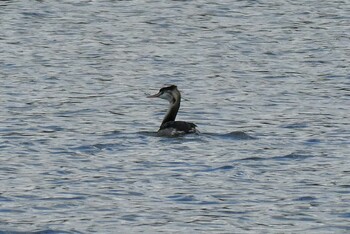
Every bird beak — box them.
[147,92,161,98]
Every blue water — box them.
[1,1,349,233]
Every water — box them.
[1,0,349,233]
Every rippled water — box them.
[1,0,349,233]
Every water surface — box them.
[1,0,349,233]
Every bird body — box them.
[148,85,198,136]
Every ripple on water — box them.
[202,131,256,140]
[0,231,81,234]
[239,151,314,162]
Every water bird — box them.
[148,85,198,136]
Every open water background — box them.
[1,0,349,233]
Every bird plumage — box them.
[148,85,198,136]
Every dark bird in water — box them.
[148,85,198,136]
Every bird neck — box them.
[161,95,180,126]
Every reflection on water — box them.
[1,0,349,233]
